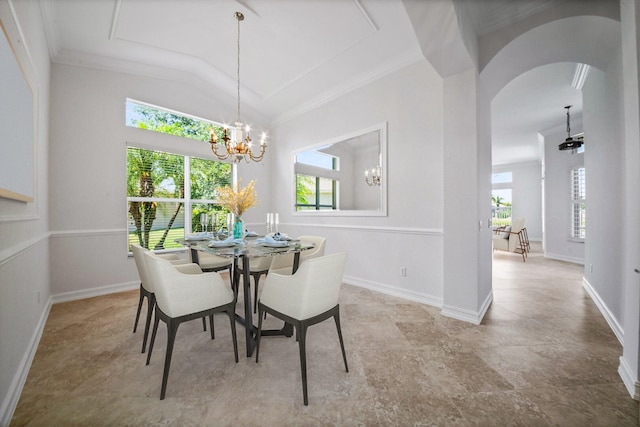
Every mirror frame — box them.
[292,122,387,217]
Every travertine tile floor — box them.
[11,244,640,426]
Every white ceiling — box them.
[491,62,583,165]
[42,0,586,165]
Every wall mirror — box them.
[293,122,387,216]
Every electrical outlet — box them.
[400,267,407,277]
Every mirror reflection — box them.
[293,123,387,216]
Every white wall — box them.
[442,68,493,324]
[272,59,445,306]
[0,1,51,424]
[619,0,640,399]
[542,122,585,264]
[582,52,625,337]
[48,64,271,298]
[492,161,543,241]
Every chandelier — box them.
[558,105,583,151]
[210,12,267,163]
[364,165,381,186]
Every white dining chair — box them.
[269,235,326,275]
[194,251,233,284]
[144,252,238,400]
[131,244,200,353]
[255,252,348,405]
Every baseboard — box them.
[582,277,624,344]
[52,281,139,304]
[618,356,640,400]
[342,275,442,308]
[544,252,584,265]
[0,297,52,427]
[442,291,493,325]
[343,276,494,325]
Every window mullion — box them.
[184,155,192,235]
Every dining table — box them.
[176,235,316,357]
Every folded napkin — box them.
[272,232,290,241]
[256,235,289,246]
[209,236,244,247]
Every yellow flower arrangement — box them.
[217,179,258,217]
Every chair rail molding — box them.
[0,232,49,266]
[271,222,444,236]
[49,228,127,238]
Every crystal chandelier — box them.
[210,12,267,163]
[558,105,583,151]
[364,165,381,186]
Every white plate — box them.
[209,242,236,248]
[264,242,289,248]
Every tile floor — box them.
[11,244,640,425]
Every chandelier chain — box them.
[236,13,241,123]
[209,11,266,163]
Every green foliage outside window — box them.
[126,100,231,250]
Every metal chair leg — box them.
[297,322,309,406]
[141,294,155,353]
[160,319,180,400]
[133,283,144,333]
[334,309,349,373]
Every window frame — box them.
[295,155,339,211]
[295,174,337,211]
[125,99,235,253]
[126,145,233,253]
[570,166,586,241]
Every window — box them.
[492,172,512,184]
[570,166,586,240]
[127,147,231,251]
[125,100,232,251]
[296,175,336,210]
[492,171,512,227]
[126,99,224,142]
[295,151,338,211]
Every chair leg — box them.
[209,314,215,340]
[141,293,155,354]
[160,318,180,400]
[334,310,349,373]
[227,265,233,288]
[202,317,207,332]
[252,273,263,313]
[297,322,309,406]
[255,305,264,363]
[227,308,239,363]
[146,312,160,366]
[133,283,144,333]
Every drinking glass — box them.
[266,213,272,234]
[200,213,208,232]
